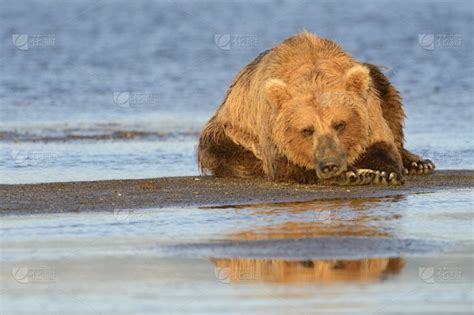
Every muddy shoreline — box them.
[0,170,472,214]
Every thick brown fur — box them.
[198,32,434,184]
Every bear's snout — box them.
[314,135,347,179]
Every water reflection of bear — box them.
[209,196,405,283]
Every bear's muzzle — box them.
[314,135,347,179]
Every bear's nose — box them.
[319,159,341,176]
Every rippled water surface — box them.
[1,190,473,314]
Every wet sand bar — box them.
[1,170,472,213]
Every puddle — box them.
[1,190,472,314]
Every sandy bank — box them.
[1,170,472,214]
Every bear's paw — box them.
[403,160,435,176]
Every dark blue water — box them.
[0,0,472,184]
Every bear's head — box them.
[265,64,371,179]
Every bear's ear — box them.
[265,79,291,109]
[344,65,370,98]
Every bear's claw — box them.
[339,169,378,185]
[334,168,404,186]
[403,160,435,175]
[373,170,405,185]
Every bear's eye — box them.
[301,127,314,137]
[333,121,346,132]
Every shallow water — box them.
[1,190,473,314]
[0,0,473,183]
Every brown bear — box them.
[198,32,434,185]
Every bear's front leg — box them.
[353,141,405,185]
[401,148,435,175]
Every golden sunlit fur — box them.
[198,31,432,183]
[212,257,403,283]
